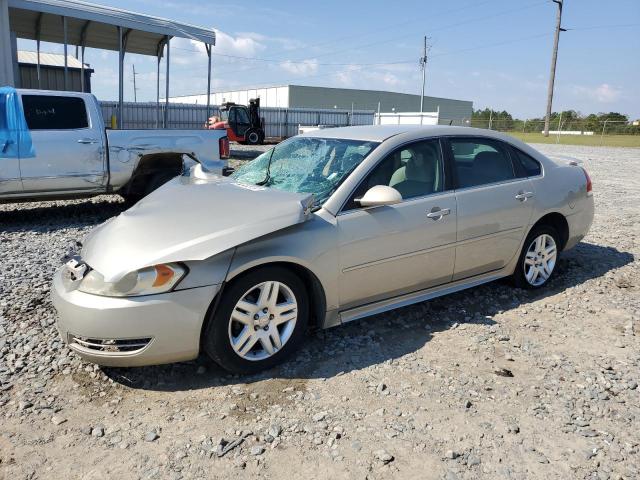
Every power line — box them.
[197,0,550,81]
[169,46,415,66]
[171,29,567,98]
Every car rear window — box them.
[21,95,89,130]
[512,148,542,177]
[450,138,515,188]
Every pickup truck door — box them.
[18,94,105,194]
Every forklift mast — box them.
[248,98,262,129]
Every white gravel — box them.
[1,144,638,479]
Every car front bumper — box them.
[52,268,219,367]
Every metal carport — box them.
[0,0,216,127]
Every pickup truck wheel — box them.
[203,266,309,374]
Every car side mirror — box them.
[355,185,403,208]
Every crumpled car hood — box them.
[82,175,314,282]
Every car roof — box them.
[299,125,511,142]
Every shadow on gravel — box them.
[102,241,633,393]
[0,197,126,232]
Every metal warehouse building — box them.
[169,84,474,125]
[17,50,93,92]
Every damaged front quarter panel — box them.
[80,176,315,283]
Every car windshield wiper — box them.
[256,148,275,186]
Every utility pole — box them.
[132,64,140,103]
[419,36,428,113]
[544,0,565,137]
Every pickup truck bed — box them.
[0,88,229,203]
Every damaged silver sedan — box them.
[52,125,594,373]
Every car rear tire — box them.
[512,225,560,289]
[203,266,309,374]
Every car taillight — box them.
[581,167,592,195]
[219,136,230,160]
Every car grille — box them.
[69,335,152,354]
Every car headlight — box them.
[78,263,186,297]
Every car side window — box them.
[345,139,444,210]
[512,148,542,177]
[450,138,516,188]
[21,95,89,130]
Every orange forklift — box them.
[206,98,265,145]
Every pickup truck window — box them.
[22,95,89,130]
[0,93,7,130]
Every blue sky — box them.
[18,0,640,118]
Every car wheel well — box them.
[531,212,569,250]
[200,261,326,348]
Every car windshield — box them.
[231,136,379,205]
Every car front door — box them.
[447,136,535,281]
[18,94,105,194]
[337,138,457,310]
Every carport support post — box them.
[62,16,68,90]
[164,35,170,129]
[118,26,124,128]
[156,52,160,128]
[35,13,42,88]
[79,21,90,93]
[205,43,212,124]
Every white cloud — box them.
[572,83,621,103]
[332,65,405,90]
[279,59,318,75]
[213,29,266,57]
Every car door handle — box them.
[77,138,99,144]
[515,191,534,202]
[426,207,451,220]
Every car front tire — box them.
[512,225,560,289]
[203,266,309,374]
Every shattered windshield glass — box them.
[231,136,379,205]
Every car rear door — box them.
[18,93,106,194]
[337,138,457,309]
[446,136,535,281]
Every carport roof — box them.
[8,0,216,56]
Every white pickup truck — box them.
[0,89,230,204]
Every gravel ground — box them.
[1,144,638,480]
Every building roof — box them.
[17,50,92,70]
[8,0,216,56]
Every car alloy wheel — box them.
[523,233,557,287]
[228,281,298,361]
